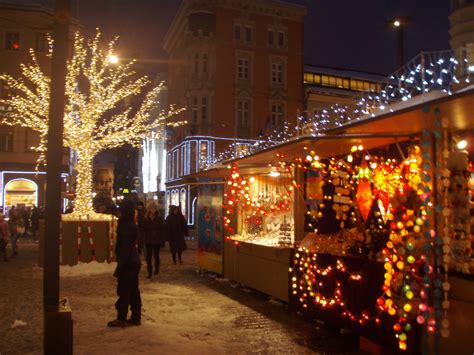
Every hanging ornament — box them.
[356,177,373,222]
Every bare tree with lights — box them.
[0,31,184,217]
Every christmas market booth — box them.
[193,89,474,353]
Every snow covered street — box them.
[0,241,366,354]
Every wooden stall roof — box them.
[332,85,474,135]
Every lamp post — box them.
[388,17,410,68]
[43,0,73,353]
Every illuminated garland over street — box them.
[0,30,185,217]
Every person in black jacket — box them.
[108,200,142,327]
[143,202,165,278]
[135,201,145,255]
[165,205,188,265]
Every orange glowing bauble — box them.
[356,177,373,222]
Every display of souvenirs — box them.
[299,228,364,256]
[223,165,295,248]
[447,151,473,274]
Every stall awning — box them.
[332,85,474,135]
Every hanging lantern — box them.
[356,177,373,222]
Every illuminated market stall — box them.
[192,89,474,353]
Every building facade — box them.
[162,0,306,224]
[0,2,78,213]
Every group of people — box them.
[109,201,188,327]
[0,205,40,261]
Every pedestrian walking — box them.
[135,201,145,255]
[30,206,40,241]
[108,200,142,327]
[0,213,10,261]
[143,202,165,278]
[8,208,24,257]
[165,205,188,265]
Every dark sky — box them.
[73,0,450,76]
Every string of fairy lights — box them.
[0,30,185,217]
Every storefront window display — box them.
[223,164,295,247]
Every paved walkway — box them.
[0,241,370,354]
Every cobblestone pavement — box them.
[0,241,371,354]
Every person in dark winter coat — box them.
[135,201,145,255]
[165,205,188,265]
[108,200,142,327]
[143,202,165,278]
[0,213,10,261]
[30,206,40,240]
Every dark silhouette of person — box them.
[108,200,142,327]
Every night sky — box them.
[12,0,451,75]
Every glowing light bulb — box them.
[457,140,467,150]
[108,54,119,64]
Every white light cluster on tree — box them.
[0,30,185,217]
[210,49,471,166]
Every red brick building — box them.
[163,0,306,224]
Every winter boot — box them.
[127,318,141,326]
[107,319,127,327]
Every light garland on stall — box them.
[291,247,385,326]
[0,30,185,217]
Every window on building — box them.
[0,82,9,99]
[237,99,250,129]
[201,97,208,120]
[329,76,336,87]
[271,103,284,128]
[314,75,321,85]
[237,58,250,80]
[336,77,343,88]
[200,141,208,168]
[245,26,252,42]
[202,54,208,74]
[194,53,199,74]
[5,32,20,51]
[271,62,284,84]
[173,150,178,179]
[234,24,241,40]
[343,78,350,88]
[0,127,14,152]
[278,31,285,47]
[192,96,198,123]
[180,188,187,216]
[304,72,313,83]
[35,33,48,53]
[321,75,329,86]
[268,29,274,46]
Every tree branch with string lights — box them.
[0,30,185,218]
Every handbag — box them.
[16,225,26,234]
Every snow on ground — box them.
[0,240,360,355]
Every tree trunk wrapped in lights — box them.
[0,31,185,218]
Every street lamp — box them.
[108,54,119,64]
[388,17,410,68]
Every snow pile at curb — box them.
[11,320,27,329]
[60,261,115,277]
